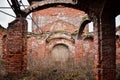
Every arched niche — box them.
[51,44,70,62]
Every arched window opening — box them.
[26,13,32,32]
[88,22,94,32]
[116,15,120,35]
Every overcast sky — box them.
[0,0,32,32]
[0,0,120,32]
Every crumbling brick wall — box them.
[27,7,93,69]
[0,7,120,71]
[0,25,6,58]
[2,18,27,75]
[0,4,119,73]
[27,6,120,69]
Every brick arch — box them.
[52,43,69,49]
[50,43,70,62]
[24,0,79,17]
[78,20,91,38]
[46,39,75,56]
[46,32,75,43]
[47,40,75,62]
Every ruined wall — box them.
[32,7,86,33]
[28,6,120,69]
[116,36,120,63]
[0,7,120,71]
[0,25,6,57]
[3,18,27,75]
[27,7,94,69]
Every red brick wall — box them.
[116,38,120,63]
[0,7,119,70]
[28,7,120,68]
[4,18,27,75]
[0,25,6,58]
[27,7,93,68]
[32,7,86,33]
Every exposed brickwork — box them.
[116,37,120,63]
[0,25,6,57]
[32,7,86,33]
[28,7,119,72]
[27,35,46,69]
[0,6,118,80]
[4,18,27,76]
[0,0,118,80]
[93,15,116,80]
[27,7,88,67]
[99,23,116,80]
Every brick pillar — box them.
[93,16,100,80]
[94,14,116,80]
[5,18,27,76]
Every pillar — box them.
[93,15,100,80]
[94,13,116,80]
[5,18,27,76]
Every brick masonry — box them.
[0,6,119,78]
[27,7,91,68]
[2,18,28,76]
[27,7,119,69]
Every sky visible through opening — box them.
[0,0,120,32]
[0,0,32,32]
